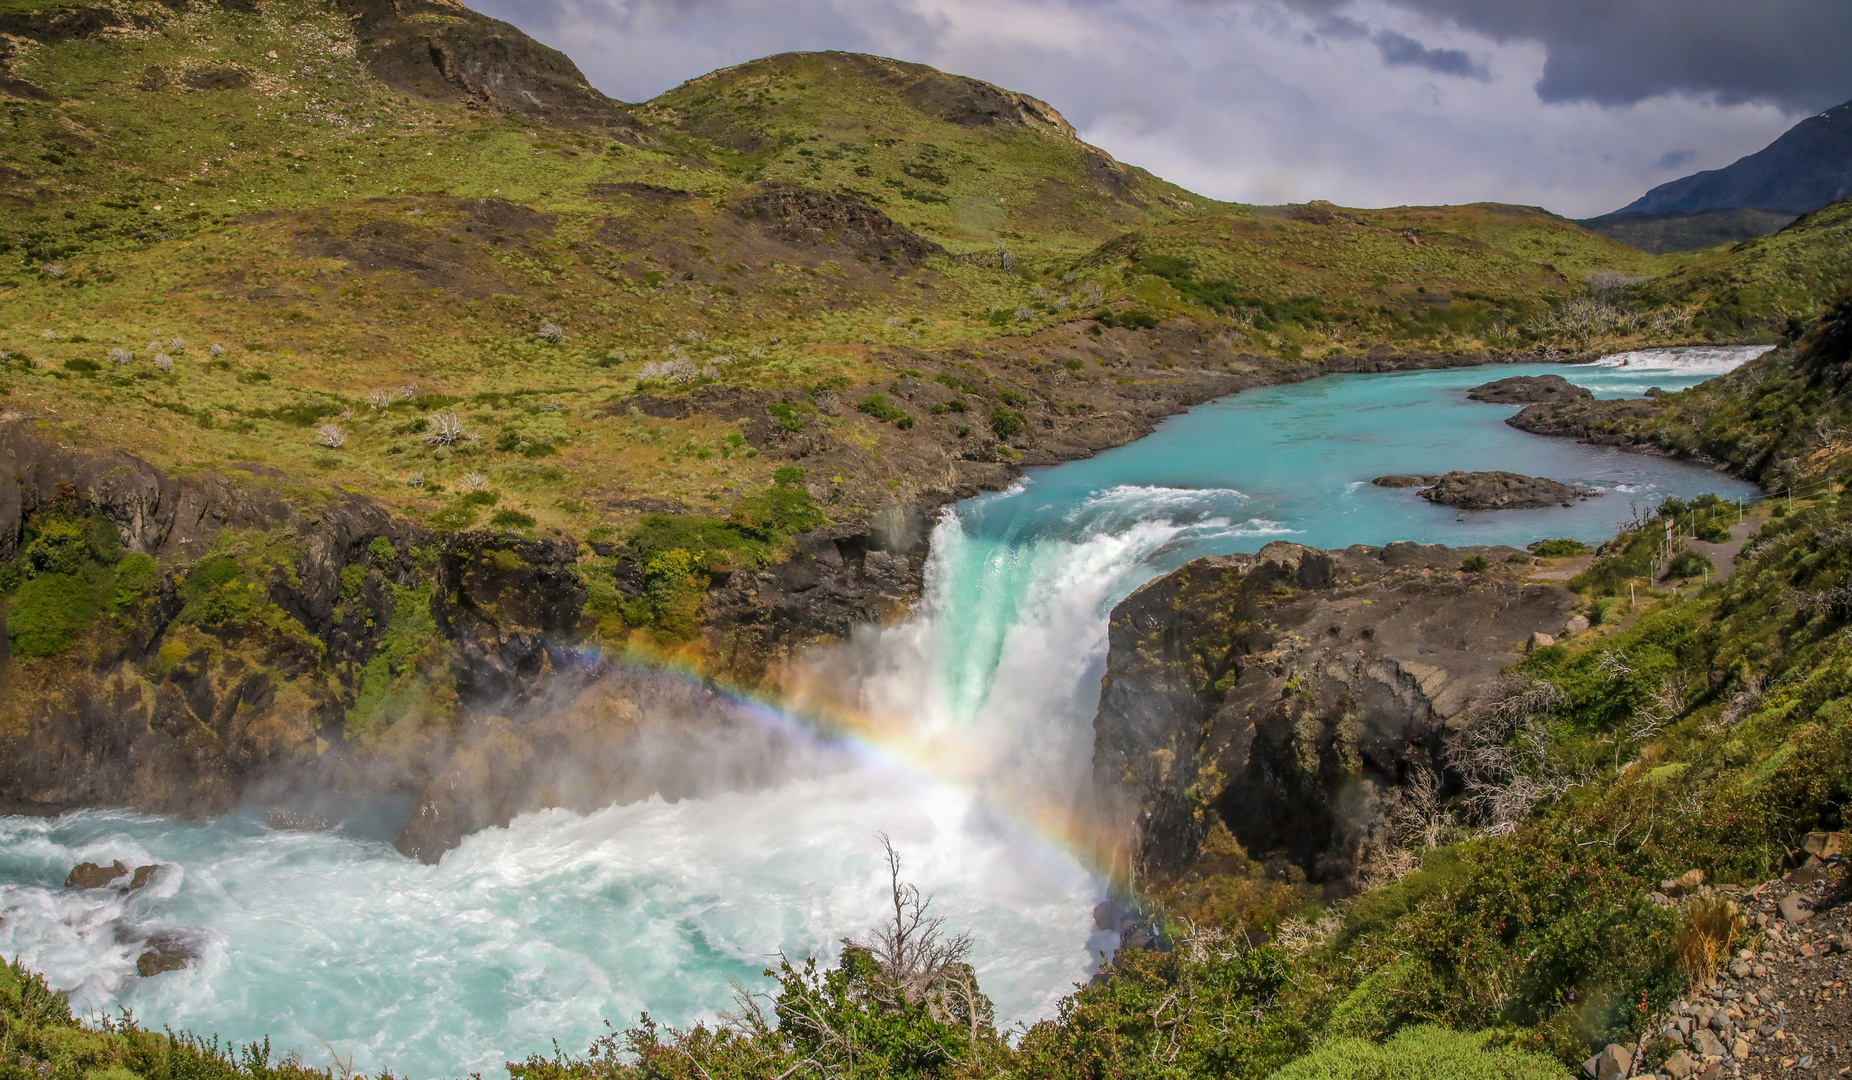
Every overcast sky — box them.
[470,0,1852,218]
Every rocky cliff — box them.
[1093,540,1578,891]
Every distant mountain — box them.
[1580,97,1852,252]
[1621,98,1852,217]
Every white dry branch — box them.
[459,471,489,492]
[1445,678,1579,836]
[154,353,174,372]
[424,409,467,447]
[316,423,346,448]
[538,323,566,344]
[108,348,133,366]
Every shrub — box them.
[773,466,806,485]
[107,553,159,613]
[990,404,1027,439]
[490,508,537,530]
[642,547,708,639]
[1664,549,1713,579]
[856,394,913,427]
[63,357,99,375]
[767,403,808,432]
[1695,519,1732,543]
[7,572,95,656]
[1532,538,1587,558]
[1263,1025,1568,1080]
[538,323,565,344]
[1461,555,1489,573]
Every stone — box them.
[1371,474,1439,488]
[1779,892,1815,925]
[1733,1037,1751,1060]
[1697,1066,1726,1080]
[1677,868,1705,891]
[266,807,335,832]
[1527,631,1556,651]
[1693,1029,1725,1057]
[1562,614,1590,634]
[1663,1048,1697,1079]
[134,930,197,977]
[1592,1043,1632,1080]
[1802,830,1843,859]
[122,864,160,894]
[64,860,130,889]
[1730,960,1753,978]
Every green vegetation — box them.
[1531,538,1586,558]
[1459,555,1488,572]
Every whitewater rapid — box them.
[0,355,1765,1077]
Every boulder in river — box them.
[135,929,199,977]
[1370,474,1439,488]
[66,860,163,891]
[1419,470,1599,510]
[65,861,130,889]
[1467,373,1594,404]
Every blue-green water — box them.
[0,349,1765,1078]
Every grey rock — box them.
[1779,892,1815,925]
[1468,373,1595,405]
[1592,1043,1632,1080]
[122,864,161,894]
[1664,1049,1697,1079]
[1419,470,1599,511]
[1527,631,1557,651]
[1692,1028,1725,1057]
[1563,614,1590,634]
[1371,474,1439,489]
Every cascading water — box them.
[0,353,1768,1078]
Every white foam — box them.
[1591,345,1775,376]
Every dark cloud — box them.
[1655,149,1699,170]
[1325,0,1852,113]
[1371,29,1487,81]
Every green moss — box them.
[1264,1026,1566,1080]
[1532,538,1586,558]
[490,508,537,530]
[7,572,96,657]
[346,584,437,735]
[106,553,159,614]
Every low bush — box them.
[990,404,1026,439]
[491,509,537,530]
[1460,555,1489,572]
[856,393,914,428]
[1532,538,1586,558]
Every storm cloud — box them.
[468,0,1842,217]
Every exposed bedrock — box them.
[1466,373,1594,405]
[1417,470,1600,510]
[1092,540,1576,890]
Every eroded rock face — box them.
[1467,374,1594,405]
[1093,540,1576,888]
[1418,470,1598,510]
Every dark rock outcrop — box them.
[1093,540,1575,888]
[332,0,648,141]
[1371,474,1438,489]
[1506,396,1662,447]
[1466,374,1593,405]
[1418,470,1598,510]
[730,184,946,264]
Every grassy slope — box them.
[0,0,1789,541]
